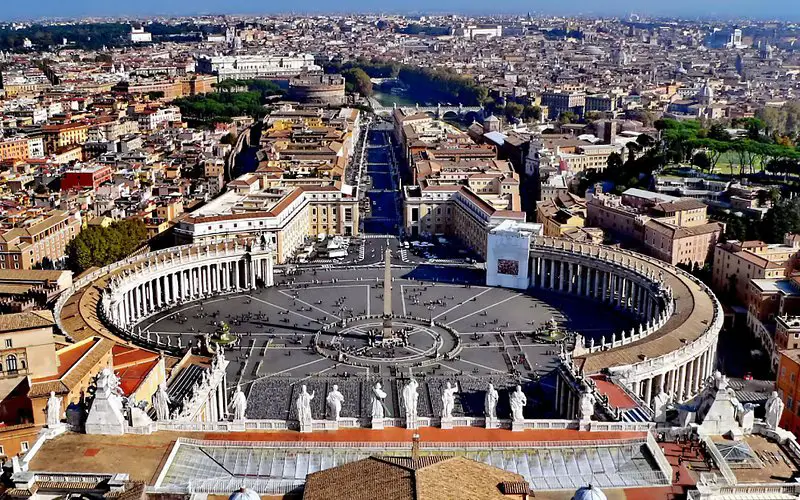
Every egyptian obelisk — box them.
[383,247,393,337]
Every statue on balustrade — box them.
[296,385,315,427]
[510,385,527,422]
[441,382,458,419]
[652,390,671,423]
[326,385,344,421]
[46,391,62,427]
[153,382,171,421]
[371,382,387,419]
[402,379,419,426]
[579,384,596,421]
[484,383,499,419]
[765,391,785,431]
[231,385,248,421]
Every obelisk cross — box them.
[383,247,393,338]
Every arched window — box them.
[6,355,17,374]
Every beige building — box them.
[587,190,722,267]
[536,192,587,237]
[712,237,799,303]
[0,210,82,270]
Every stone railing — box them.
[127,417,652,434]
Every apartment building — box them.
[536,192,587,237]
[41,122,89,155]
[0,210,82,270]
[777,349,800,434]
[587,189,722,267]
[712,237,799,304]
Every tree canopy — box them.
[67,219,148,273]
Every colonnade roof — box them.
[573,249,716,374]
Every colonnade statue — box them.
[231,385,247,421]
[510,385,527,422]
[485,383,499,419]
[296,385,315,428]
[371,382,387,418]
[326,385,344,421]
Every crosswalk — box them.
[358,240,366,261]
[399,248,409,262]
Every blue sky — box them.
[1,0,799,21]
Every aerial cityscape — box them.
[1,7,800,500]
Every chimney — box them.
[411,433,420,461]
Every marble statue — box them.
[326,385,344,421]
[402,379,419,426]
[46,391,61,427]
[579,388,595,421]
[371,382,387,418]
[713,370,728,392]
[441,382,458,419]
[85,368,126,435]
[231,385,248,420]
[484,383,499,419]
[296,385,315,427]
[510,385,527,421]
[652,390,671,423]
[765,391,785,430]
[153,382,171,421]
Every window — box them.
[20,442,28,452]
[6,355,17,374]
[4,339,11,348]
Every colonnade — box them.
[631,342,718,408]
[101,242,274,333]
[530,256,661,323]
[526,240,721,409]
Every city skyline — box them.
[1,0,799,21]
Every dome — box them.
[573,485,607,500]
[699,84,714,99]
[583,45,605,56]
[229,488,260,500]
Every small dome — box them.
[573,485,607,500]
[229,488,260,500]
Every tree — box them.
[692,151,711,171]
[606,152,624,172]
[220,132,237,145]
[341,68,373,97]
[504,102,523,121]
[522,105,542,122]
[66,219,148,273]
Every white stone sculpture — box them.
[231,385,248,421]
[510,385,527,422]
[402,379,419,427]
[85,368,126,435]
[296,385,315,428]
[326,385,344,421]
[652,390,671,423]
[46,391,61,427]
[485,383,499,419]
[371,382,387,419]
[153,382,171,421]
[765,391,785,430]
[579,388,595,421]
[441,382,458,419]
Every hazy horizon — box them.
[1,0,799,23]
